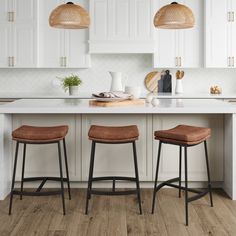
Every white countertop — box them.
[0,98,235,114]
[0,92,236,100]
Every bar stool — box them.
[9,125,71,215]
[152,125,213,226]
[85,125,142,215]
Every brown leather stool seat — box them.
[12,125,69,143]
[154,125,211,145]
[88,125,139,143]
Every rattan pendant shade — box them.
[49,2,90,29]
[154,2,195,29]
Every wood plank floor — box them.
[0,189,235,236]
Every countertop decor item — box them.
[109,71,127,92]
[89,99,145,107]
[145,71,161,93]
[210,85,222,95]
[61,74,82,96]
[175,70,185,94]
[154,2,195,29]
[92,91,132,102]
[49,2,90,29]
[145,70,172,93]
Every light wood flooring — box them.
[0,189,236,236]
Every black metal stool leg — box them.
[9,142,19,215]
[20,143,26,200]
[58,141,66,215]
[85,141,96,215]
[63,138,71,200]
[204,141,213,207]
[179,146,182,198]
[132,141,142,215]
[184,146,188,226]
[152,141,162,214]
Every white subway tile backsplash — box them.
[0,54,235,95]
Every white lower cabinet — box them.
[81,114,153,181]
[12,114,81,181]
[153,115,224,181]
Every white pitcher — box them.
[109,71,127,92]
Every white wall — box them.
[0,54,236,95]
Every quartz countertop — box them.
[0,92,236,100]
[0,98,235,114]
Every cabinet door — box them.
[89,0,108,41]
[153,115,224,181]
[0,24,11,67]
[230,0,236,67]
[65,0,91,68]
[153,0,177,68]
[205,0,229,68]
[13,115,81,181]
[81,115,152,181]
[0,0,12,67]
[38,0,65,68]
[179,0,203,68]
[11,0,37,68]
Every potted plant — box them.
[61,74,82,96]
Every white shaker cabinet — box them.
[38,0,91,68]
[0,0,37,68]
[89,0,155,53]
[153,0,203,68]
[205,0,236,68]
[81,115,153,181]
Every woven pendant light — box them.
[154,2,195,29]
[49,2,90,29]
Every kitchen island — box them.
[0,98,235,201]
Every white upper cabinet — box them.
[205,0,230,68]
[38,0,91,68]
[153,0,203,68]
[0,0,37,68]
[89,0,155,53]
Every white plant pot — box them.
[69,86,79,96]
[175,79,184,94]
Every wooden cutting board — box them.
[89,99,145,107]
[145,71,161,93]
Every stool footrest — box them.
[23,177,68,182]
[90,189,137,196]
[187,190,209,203]
[12,190,62,197]
[92,176,136,182]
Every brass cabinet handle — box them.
[60,57,64,67]
[8,12,14,22]
[228,12,231,22]
[228,57,231,67]
[64,57,67,67]
[175,57,178,67]
[179,57,182,67]
[8,57,11,67]
[11,12,15,22]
